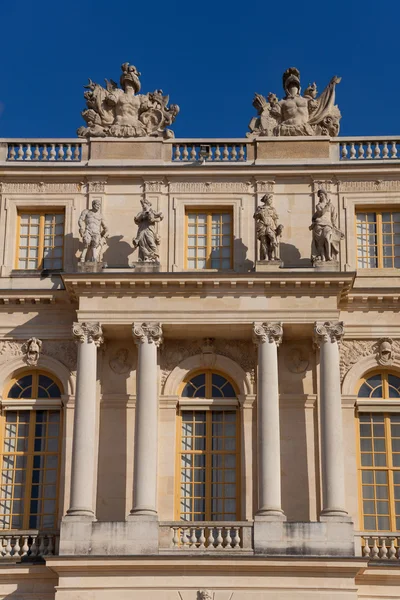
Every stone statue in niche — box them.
[287,347,309,374]
[310,188,344,265]
[109,348,132,374]
[23,338,42,366]
[78,199,108,263]
[77,62,179,139]
[132,199,164,262]
[254,194,283,261]
[248,67,341,137]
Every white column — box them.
[130,322,163,516]
[67,322,103,518]
[253,322,285,518]
[314,321,349,518]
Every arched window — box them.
[1,372,62,530]
[177,371,240,522]
[357,372,400,531]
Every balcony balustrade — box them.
[0,530,59,559]
[159,521,253,553]
[358,532,400,560]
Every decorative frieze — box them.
[338,180,400,192]
[253,322,283,346]
[143,180,163,193]
[0,339,77,371]
[255,180,275,193]
[314,321,344,345]
[132,322,163,346]
[160,339,255,387]
[339,338,400,381]
[73,322,104,346]
[312,179,334,193]
[169,181,250,193]
[0,181,82,194]
[87,180,107,193]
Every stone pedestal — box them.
[313,260,340,272]
[77,261,106,273]
[130,261,161,273]
[255,260,283,272]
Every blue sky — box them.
[0,0,398,139]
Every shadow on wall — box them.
[280,242,312,268]
[103,235,135,268]
[234,238,254,272]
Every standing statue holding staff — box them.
[78,199,108,263]
[254,194,283,261]
[132,199,164,262]
[310,188,344,264]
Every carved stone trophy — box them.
[310,188,344,270]
[131,199,163,272]
[248,67,341,138]
[77,62,179,139]
[253,194,283,271]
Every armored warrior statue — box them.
[248,67,341,137]
[77,62,179,139]
[310,188,344,264]
[254,194,283,261]
[132,199,164,262]
[78,200,108,263]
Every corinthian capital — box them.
[253,322,283,346]
[314,321,344,346]
[73,322,104,346]
[132,322,163,347]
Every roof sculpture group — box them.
[77,63,341,139]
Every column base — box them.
[256,508,287,521]
[128,508,158,517]
[319,509,353,523]
[65,507,96,519]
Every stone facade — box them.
[0,133,399,600]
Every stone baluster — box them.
[73,144,80,161]
[225,527,232,548]
[238,144,245,161]
[314,322,349,519]
[21,535,29,557]
[190,146,197,161]
[25,144,32,161]
[374,142,381,159]
[382,141,389,159]
[388,537,397,559]
[391,141,398,159]
[4,536,11,558]
[66,144,72,161]
[66,322,103,519]
[207,529,215,547]
[222,145,229,161]
[13,536,20,557]
[198,528,206,548]
[232,526,241,548]
[130,322,163,516]
[30,535,38,557]
[340,143,348,159]
[349,142,356,159]
[189,528,197,547]
[379,538,388,559]
[17,144,24,160]
[253,322,285,518]
[366,142,373,159]
[172,527,180,548]
[33,145,40,160]
[231,146,237,161]
[38,536,45,557]
[49,144,56,161]
[215,527,223,548]
[42,145,49,160]
[58,145,65,161]
[358,144,365,159]
[362,538,371,557]
[174,145,181,161]
[214,145,221,161]
[182,144,189,161]
[9,145,16,160]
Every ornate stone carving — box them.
[248,67,341,137]
[254,194,283,261]
[144,180,163,193]
[0,182,82,194]
[314,321,344,345]
[312,179,334,193]
[169,181,249,193]
[160,339,255,388]
[77,62,179,139]
[310,188,344,265]
[132,323,163,346]
[0,339,77,371]
[0,341,22,359]
[198,591,213,600]
[376,338,394,366]
[73,323,104,346]
[109,348,132,374]
[338,180,400,193]
[22,338,42,366]
[78,199,108,263]
[286,347,309,374]
[132,199,163,262]
[87,180,107,193]
[256,180,274,193]
[253,322,283,346]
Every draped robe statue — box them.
[132,199,163,262]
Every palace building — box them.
[0,64,399,599]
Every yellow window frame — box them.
[0,371,63,530]
[356,208,400,269]
[15,209,65,271]
[175,370,241,521]
[356,371,400,532]
[185,208,233,270]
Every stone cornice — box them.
[62,271,355,302]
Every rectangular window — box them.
[17,211,64,270]
[356,210,400,268]
[186,210,233,270]
[0,410,61,530]
[178,410,239,521]
[358,413,400,531]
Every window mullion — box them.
[206,213,211,269]
[377,212,383,269]
[205,412,212,520]
[38,214,45,270]
[23,412,36,530]
[385,414,396,531]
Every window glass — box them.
[186,211,232,270]
[356,211,400,269]
[17,212,64,270]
